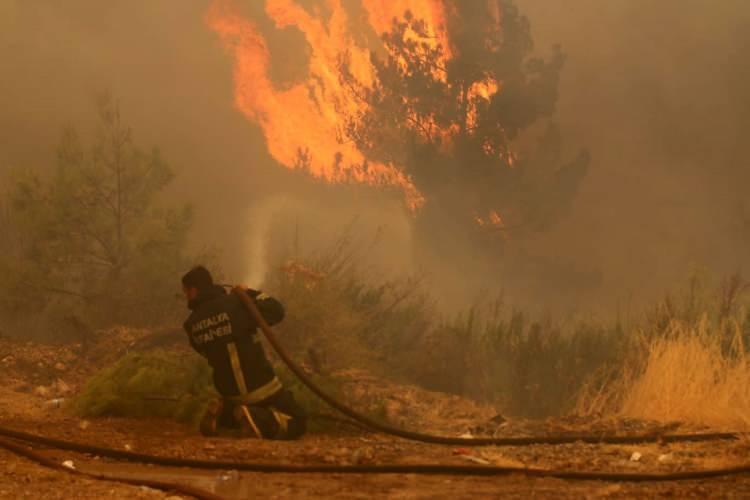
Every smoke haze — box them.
[2,0,749,312]
[516,0,750,309]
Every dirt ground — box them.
[2,335,750,499]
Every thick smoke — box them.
[516,0,750,309]
[1,0,749,312]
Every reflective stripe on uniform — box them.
[228,376,283,405]
[226,342,248,395]
[270,408,292,438]
[239,405,263,439]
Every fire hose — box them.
[0,436,223,500]
[0,287,748,489]
[1,425,750,482]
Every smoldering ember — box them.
[2,1,750,498]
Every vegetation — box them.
[267,238,750,422]
[74,350,216,426]
[72,233,750,430]
[2,93,196,333]
[619,322,750,429]
[578,273,750,429]
[266,235,624,417]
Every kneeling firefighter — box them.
[181,266,306,439]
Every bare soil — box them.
[1,335,750,499]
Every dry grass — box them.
[600,319,750,429]
[576,273,750,429]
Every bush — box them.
[267,232,432,378]
[74,350,216,426]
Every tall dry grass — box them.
[618,319,750,429]
[574,272,750,429]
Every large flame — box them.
[207,0,507,219]
[363,0,451,55]
[206,0,456,210]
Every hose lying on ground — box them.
[233,289,741,447]
[1,425,750,482]
[0,436,224,500]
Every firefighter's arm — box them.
[234,286,286,326]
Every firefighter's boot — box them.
[199,398,224,437]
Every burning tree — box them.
[340,2,588,241]
[209,0,589,280]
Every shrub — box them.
[74,350,216,426]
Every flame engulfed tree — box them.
[207,0,591,292]
[340,1,589,245]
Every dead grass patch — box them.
[583,318,750,429]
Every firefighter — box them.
[181,266,306,439]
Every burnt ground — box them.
[1,335,750,499]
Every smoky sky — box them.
[1,0,749,311]
[516,0,750,308]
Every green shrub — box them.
[73,350,216,426]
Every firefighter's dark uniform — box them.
[183,285,306,439]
